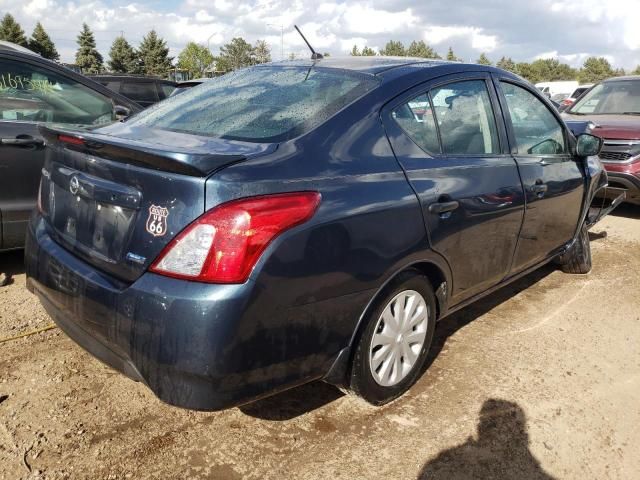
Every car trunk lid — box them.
[38,125,276,283]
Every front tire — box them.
[349,270,436,406]
[557,223,592,274]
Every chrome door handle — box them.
[428,200,460,214]
[0,137,44,147]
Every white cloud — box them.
[424,26,497,52]
[1,0,638,69]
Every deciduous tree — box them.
[218,37,254,70]
[578,57,615,83]
[177,42,214,78]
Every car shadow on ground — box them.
[417,398,557,479]
[240,264,556,421]
[611,203,640,219]
[0,249,25,286]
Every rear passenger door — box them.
[494,78,585,273]
[382,73,525,304]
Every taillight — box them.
[150,192,321,283]
[58,134,84,146]
[562,99,574,106]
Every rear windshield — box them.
[125,66,379,142]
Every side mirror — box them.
[114,105,131,121]
[576,133,603,157]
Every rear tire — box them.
[348,270,436,406]
[557,223,592,274]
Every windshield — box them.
[126,66,379,142]
[570,80,640,115]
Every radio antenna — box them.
[294,25,323,60]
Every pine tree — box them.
[28,22,59,60]
[138,30,172,76]
[633,65,640,75]
[252,40,271,64]
[476,53,492,66]
[108,36,138,73]
[361,46,376,56]
[350,45,360,56]
[406,40,440,59]
[446,47,459,62]
[380,40,405,57]
[0,14,28,47]
[75,24,103,74]
[496,56,517,73]
[218,37,254,71]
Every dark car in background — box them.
[90,75,176,108]
[26,58,617,411]
[0,43,141,251]
[563,76,640,204]
[170,78,211,97]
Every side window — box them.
[391,93,440,154]
[501,82,567,155]
[160,83,175,98]
[0,59,115,125]
[104,81,121,93]
[121,81,158,103]
[431,80,500,155]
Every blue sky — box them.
[2,0,639,69]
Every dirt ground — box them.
[1,206,639,480]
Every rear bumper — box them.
[600,171,640,205]
[25,215,354,410]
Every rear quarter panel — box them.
[203,89,448,384]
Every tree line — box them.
[1,13,639,83]
[0,14,271,78]
[354,40,639,84]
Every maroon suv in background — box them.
[563,76,640,205]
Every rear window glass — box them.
[120,81,158,103]
[126,66,379,142]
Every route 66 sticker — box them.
[146,205,169,237]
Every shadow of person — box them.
[418,399,556,480]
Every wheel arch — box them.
[323,258,451,387]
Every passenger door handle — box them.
[531,183,548,196]
[428,200,460,215]
[0,137,44,147]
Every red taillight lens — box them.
[58,134,84,146]
[562,99,574,106]
[150,192,321,283]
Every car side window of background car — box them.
[391,93,440,154]
[0,59,115,126]
[429,80,500,155]
[120,81,158,104]
[500,82,567,155]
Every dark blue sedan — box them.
[25,57,618,410]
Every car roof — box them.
[263,56,451,75]
[0,40,39,56]
[90,74,176,83]
[603,75,640,82]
